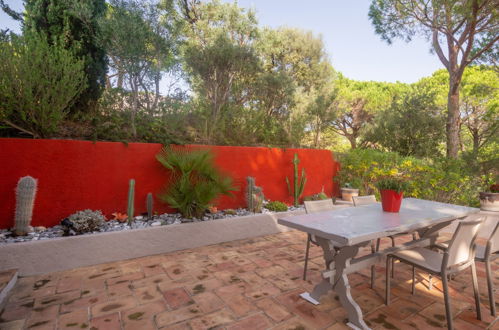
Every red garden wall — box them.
[0,138,340,229]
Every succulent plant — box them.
[14,176,38,236]
[286,153,307,207]
[246,176,264,213]
[265,201,288,212]
[146,193,153,220]
[67,209,106,234]
[127,179,135,225]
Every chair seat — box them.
[391,247,443,273]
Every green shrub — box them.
[335,148,491,207]
[156,147,236,218]
[0,33,86,137]
[265,201,288,212]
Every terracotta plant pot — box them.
[341,188,359,202]
[380,189,403,212]
[479,192,499,212]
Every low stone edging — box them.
[0,210,303,276]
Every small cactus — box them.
[14,176,38,236]
[146,193,153,220]
[246,177,264,213]
[286,153,307,207]
[127,179,135,225]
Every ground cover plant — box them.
[265,201,289,212]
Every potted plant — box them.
[479,184,499,212]
[340,182,359,202]
[376,178,409,213]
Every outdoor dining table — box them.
[278,198,479,330]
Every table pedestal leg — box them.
[306,238,370,330]
[334,244,370,330]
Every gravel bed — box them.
[0,205,304,244]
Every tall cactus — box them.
[14,176,38,236]
[246,177,264,213]
[146,192,153,220]
[286,153,307,207]
[127,179,135,225]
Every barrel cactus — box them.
[14,176,38,236]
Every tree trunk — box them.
[472,129,480,158]
[313,128,321,148]
[446,79,461,158]
[348,135,357,149]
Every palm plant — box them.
[156,147,235,218]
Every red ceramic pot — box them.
[380,189,403,212]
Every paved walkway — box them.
[0,231,497,329]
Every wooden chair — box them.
[386,219,483,330]
[434,220,498,316]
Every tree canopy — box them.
[369,0,499,158]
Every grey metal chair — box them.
[352,195,379,287]
[352,195,377,206]
[386,219,483,330]
[352,195,417,280]
[303,199,336,281]
[434,220,498,316]
[477,221,499,317]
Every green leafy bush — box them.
[265,201,288,212]
[156,147,236,218]
[0,33,86,137]
[336,148,491,206]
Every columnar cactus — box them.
[14,176,38,236]
[286,153,307,207]
[246,177,264,213]
[146,192,153,220]
[127,179,135,225]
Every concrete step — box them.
[0,269,18,308]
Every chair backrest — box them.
[445,219,483,268]
[304,199,334,214]
[486,221,499,256]
[352,195,377,206]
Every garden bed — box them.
[0,206,303,244]
[0,209,304,276]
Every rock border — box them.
[0,210,303,276]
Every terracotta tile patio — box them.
[0,230,497,329]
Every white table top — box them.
[278,198,479,246]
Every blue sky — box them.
[0,0,444,83]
